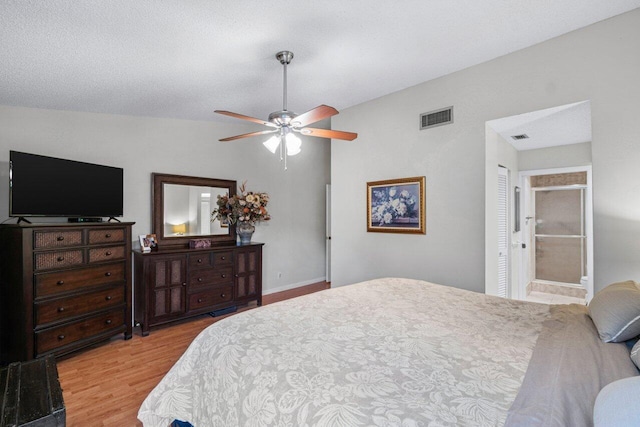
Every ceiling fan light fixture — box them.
[215,50,357,169]
[285,133,302,156]
[263,135,280,154]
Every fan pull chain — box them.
[281,132,288,170]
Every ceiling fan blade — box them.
[291,105,339,128]
[219,129,278,142]
[300,127,358,141]
[214,110,277,128]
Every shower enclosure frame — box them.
[518,166,594,301]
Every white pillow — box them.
[588,281,640,342]
[594,376,640,426]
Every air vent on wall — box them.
[511,134,529,140]
[420,106,453,130]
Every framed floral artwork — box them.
[367,176,426,234]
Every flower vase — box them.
[236,222,255,244]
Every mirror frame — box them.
[152,173,237,247]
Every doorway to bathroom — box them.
[485,100,593,303]
[519,167,593,302]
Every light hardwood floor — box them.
[56,281,330,426]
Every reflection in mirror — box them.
[152,173,237,247]
[163,184,229,237]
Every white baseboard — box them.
[263,277,327,295]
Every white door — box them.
[326,184,331,282]
[497,166,509,298]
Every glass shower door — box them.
[534,188,585,285]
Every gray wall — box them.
[519,142,592,171]
[0,105,331,293]
[332,8,640,293]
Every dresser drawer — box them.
[88,245,125,263]
[34,230,83,249]
[36,262,126,297]
[188,250,233,268]
[213,251,233,266]
[34,249,84,271]
[88,228,125,244]
[35,286,125,326]
[36,309,124,354]
[189,285,233,311]
[189,252,213,269]
[189,267,233,288]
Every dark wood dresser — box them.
[0,222,134,364]
[134,243,263,336]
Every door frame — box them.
[498,166,510,298]
[326,184,331,282]
[517,165,594,301]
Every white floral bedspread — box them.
[138,278,550,427]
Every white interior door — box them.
[326,184,331,282]
[497,166,509,298]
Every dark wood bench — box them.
[0,356,65,426]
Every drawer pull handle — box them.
[105,233,111,238]
[220,293,226,298]
[106,251,112,256]
[197,259,203,263]
[221,274,226,278]
[57,280,65,285]
[57,236,64,241]
[105,296,112,301]
[182,282,187,286]
[57,307,65,312]
[198,277,203,282]
[58,334,65,340]
[105,319,112,325]
[221,256,226,260]
[105,272,112,277]
[197,298,203,303]
[57,256,65,262]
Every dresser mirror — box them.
[152,173,237,247]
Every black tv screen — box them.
[10,151,124,218]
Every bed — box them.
[138,278,639,426]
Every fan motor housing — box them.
[268,110,297,126]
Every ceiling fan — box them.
[215,51,357,169]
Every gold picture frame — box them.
[367,176,426,234]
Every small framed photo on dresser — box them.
[139,234,158,252]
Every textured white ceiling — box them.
[1,1,639,123]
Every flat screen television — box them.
[9,151,124,219]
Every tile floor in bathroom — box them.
[525,291,586,305]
